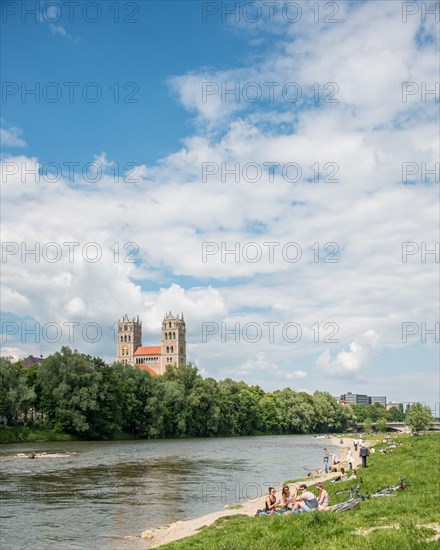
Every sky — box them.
[1,0,439,412]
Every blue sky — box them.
[1,1,248,166]
[1,1,439,412]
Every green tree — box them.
[312,392,355,433]
[364,418,373,434]
[376,417,388,433]
[274,389,315,434]
[405,402,432,435]
[387,404,405,422]
[37,347,101,435]
[0,358,36,424]
[186,377,221,437]
[258,393,282,433]
[351,404,367,422]
[369,402,387,421]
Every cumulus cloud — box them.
[238,352,307,380]
[1,1,438,404]
[316,330,382,376]
[1,126,27,148]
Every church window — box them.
[166,346,169,353]
[128,335,131,342]
[164,332,167,340]
[169,322,171,328]
[171,346,174,353]
[120,336,123,342]
[124,335,127,342]
[173,332,176,339]
[168,332,172,340]
[124,325,127,331]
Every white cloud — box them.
[238,351,308,381]
[65,297,87,317]
[1,127,27,148]
[1,1,438,405]
[48,23,67,37]
[316,330,382,376]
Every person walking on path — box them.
[359,444,370,468]
[347,448,353,470]
[323,448,329,474]
[353,439,358,452]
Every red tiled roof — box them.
[139,365,159,376]
[134,346,161,356]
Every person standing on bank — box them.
[359,444,370,468]
[323,447,329,473]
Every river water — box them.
[0,435,339,549]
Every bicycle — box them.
[334,485,360,499]
[327,498,361,512]
[372,477,407,497]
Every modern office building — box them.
[370,396,387,407]
[340,392,387,406]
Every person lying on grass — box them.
[291,484,319,513]
[332,467,348,482]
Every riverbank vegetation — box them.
[0,349,433,443]
[161,433,440,549]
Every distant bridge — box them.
[357,421,440,433]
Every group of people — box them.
[256,482,330,516]
[322,448,343,473]
[256,435,375,517]
[323,437,370,473]
[330,467,358,483]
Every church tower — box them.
[159,312,186,374]
[116,314,142,364]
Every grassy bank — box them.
[0,425,143,444]
[0,425,76,443]
[162,433,440,549]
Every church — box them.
[116,311,187,376]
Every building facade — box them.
[340,392,387,406]
[370,396,387,407]
[116,312,186,375]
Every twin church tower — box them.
[116,312,186,376]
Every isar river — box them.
[1,435,339,549]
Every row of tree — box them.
[0,348,433,439]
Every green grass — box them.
[0,425,75,443]
[161,433,440,549]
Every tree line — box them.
[0,348,433,439]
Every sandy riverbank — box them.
[134,435,367,548]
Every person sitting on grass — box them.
[316,482,330,510]
[292,484,319,513]
[350,468,357,480]
[281,484,297,510]
[264,487,284,515]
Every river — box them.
[0,435,340,549]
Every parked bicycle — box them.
[327,498,361,512]
[334,485,360,498]
[372,477,407,497]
